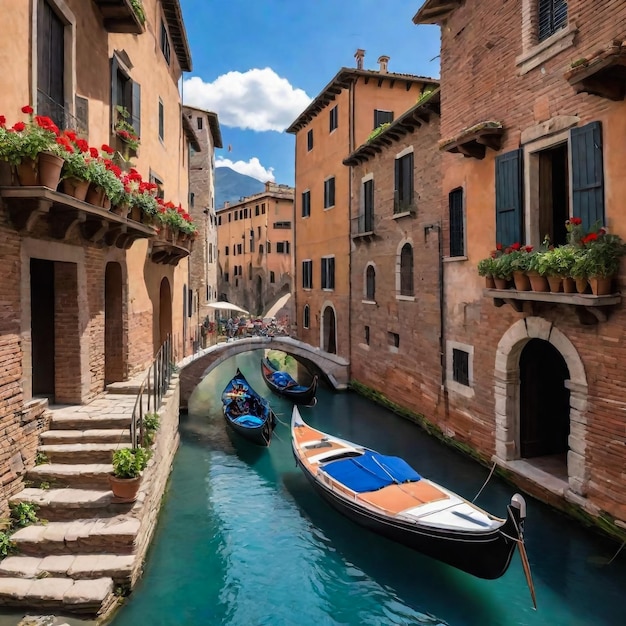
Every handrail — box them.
[130,335,173,448]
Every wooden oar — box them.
[518,536,537,610]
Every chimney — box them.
[354,48,365,70]
[378,55,390,74]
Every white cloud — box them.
[183,68,311,132]
[216,157,275,183]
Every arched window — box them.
[366,265,375,300]
[303,304,310,329]
[400,243,414,296]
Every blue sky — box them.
[179,1,440,185]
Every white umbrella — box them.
[206,301,250,315]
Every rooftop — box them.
[162,0,193,72]
[183,105,223,149]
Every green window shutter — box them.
[110,56,119,130]
[571,121,604,230]
[495,149,524,246]
[131,81,141,138]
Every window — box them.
[111,56,141,139]
[262,203,266,214]
[394,152,414,213]
[388,332,400,349]
[273,221,291,229]
[149,171,164,199]
[270,271,275,283]
[248,263,252,279]
[302,190,311,218]
[237,243,242,254]
[160,20,171,64]
[209,243,213,263]
[366,265,375,300]
[374,109,394,128]
[307,129,313,151]
[321,257,335,290]
[362,178,374,232]
[218,216,222,225]
[197,116,203,130]
[400,244,414,296]
[259,244,264,254]
[329,105,338,132]
[364,326,370,346]
[239,210,243,219]
[224,273,229,283]
[258,226,261,237]
[266,241,272,253]
[276,241,290,254]
[302,260,312,289]
[449,188,465,257]
[324,177,335,209]
[224,246,229,256]
[234,212,238,221]
[452,348,470,386]
[235,278,239,287]
[303,304,310,329]
[228,213,232,222]
[234,266,238,276]
[158,99,164,141]
[255,205,259,216]
[538,0,568,42]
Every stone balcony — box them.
[92,0,145,34]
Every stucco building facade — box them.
[0,0,194,514]
[216,182,295,318]
[287,51,438,358]
[413,0,626,530]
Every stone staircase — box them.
[0,395,142,618]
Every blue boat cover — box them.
[322,450,421,493]
[271,371,295,388]
[233,415,264,428]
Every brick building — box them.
[184,105,223,339]
[0,0,195,514]
[414,0,626,529]
[287,51,438,358]
[344,90,443,418]
[216,182,295,317]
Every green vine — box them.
[130,0,146,25]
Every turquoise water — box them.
[110,351,626,626]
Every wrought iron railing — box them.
[393,190,416,215]
[130,335,174,449]
[351,211,375,235]
[36,90,88,134]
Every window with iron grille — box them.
[329,105,338,132]
[452,348,470,386]
[321,257,335,290]
[303,305,310,329]
[307,129,313,151]
[374,110,394,129]
[364,326,370,345]
[302,190,311,217]
[324,177,335,209]
[366,265,375,300]
[449,188,465,257]
[538,0,568,42]
[160,20,171,65]
[400,244,414,296]
[394,153,414,213]
[302,260,313,289]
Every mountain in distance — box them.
[215,167,265,209]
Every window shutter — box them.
[111,56,119,129]
[571,121,604,230]
[449,188,464,257]
[495,149,524,246]
[329,258,335,289]
[131,81,141,138]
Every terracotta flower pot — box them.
[485,275,496,289]
[589,276,613,296]
[513,270,531,291]
[16,157,39,186]
[528,271,549,292]
[547,275,563,293]
[108,474,141,502]
[38,151,64,189]
[129,205,142,222]
[86,184,106,207]
[62,177,89,201]
[494,277,509,290]
[575,277,589,294]
[562,277,576,294]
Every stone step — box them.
[49,413,132,431]
[10,489,135,522]
[0,554,134,585]
[11,517,139,556]
[0,576,114,616]
[27,463,114,490]
[40,429,131,445]
[38,443,130,464]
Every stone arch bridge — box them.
[178,336,350,409]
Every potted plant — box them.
[578,231,626,295]
[491,249,515,289]
[535,245,580,293]
[508,244,535,291]
[477,257,497,288]
[109,447,151,502]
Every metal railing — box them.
[393,190,416,215]
[351,211,375,236]
[36,90,88,134]
[130,335,174,449]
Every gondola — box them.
[221,369,277,446]
[261,357,318,406]
[291,406,534,586]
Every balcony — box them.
[564,42,626,101]
[440,121,505,159]
[351,212,375,242]
[484,287,621,325]
[393,191,416,219]
[149,240,190,266]
[0,187,155,248]
[92,0,144,34]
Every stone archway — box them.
[321,304,337,354]
[494,317,588,495]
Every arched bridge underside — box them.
[178,336,350,409]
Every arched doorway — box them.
[322,306,337,354]
[105,262,124,385]
[520,339,570,460]
[159,277,172,351]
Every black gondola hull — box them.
[294,453,522,580]
[260,357,318,405]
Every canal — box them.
[110,350,626,626]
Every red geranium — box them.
[21,105,33,114]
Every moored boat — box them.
[261,357,318,406]
[222,369,276,446]
[291,405,532,582]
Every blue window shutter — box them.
[131,81,141,138]
[571,121,604,230]
[495,149,523,246]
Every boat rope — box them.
[606,540,626,565]
[472,460,497,503]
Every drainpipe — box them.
[347,79,355,369]
[424,223,446,392]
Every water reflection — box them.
[111,350,626,626]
